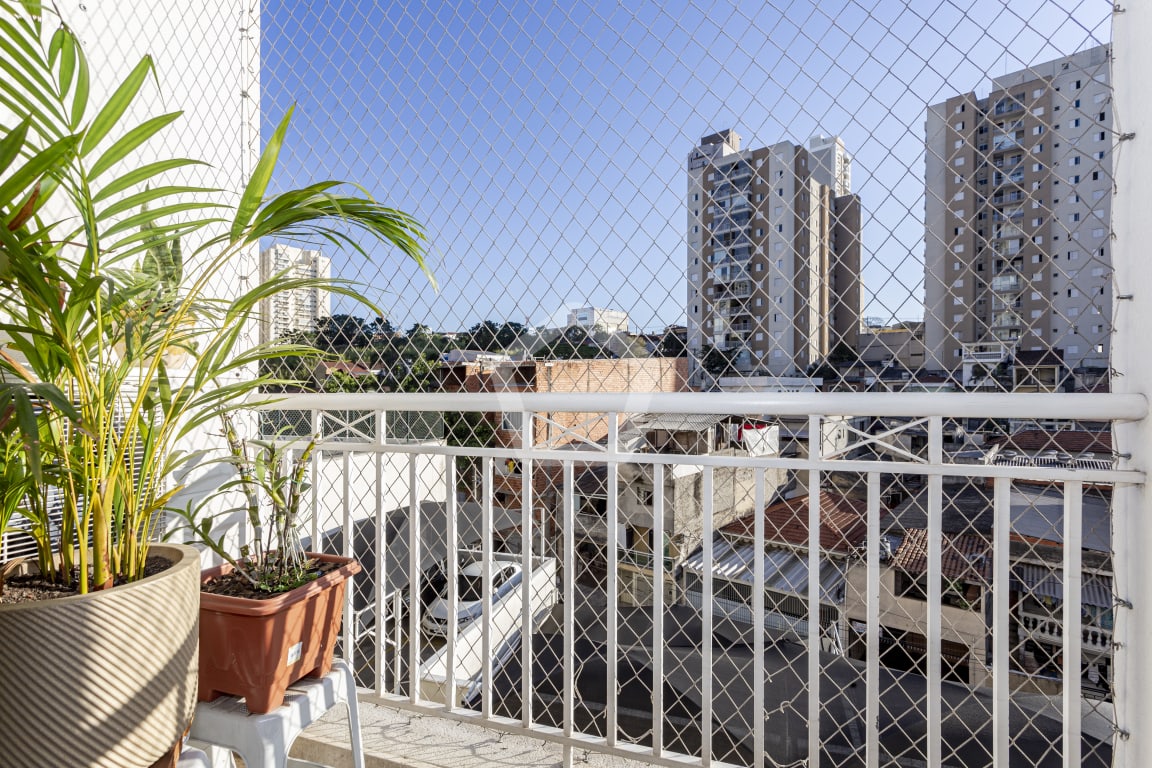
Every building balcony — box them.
[1019,611,1113,657]
[716,282,754,298]
[991,274,1022,292]
[991,311,1023,328]
[231,391,1145,767]
[713,267,751,283]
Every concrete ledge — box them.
[289,699,648,768]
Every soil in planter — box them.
[0,555,173,605]
[201,559,341,600]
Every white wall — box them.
[52,1,262,561]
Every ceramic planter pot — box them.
[0,543,201,768]
[198,552,360,714]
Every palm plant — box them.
[0,1,432,592]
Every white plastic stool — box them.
[176,745,211,767]
[188,658,363,768]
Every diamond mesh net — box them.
[3,1,1128,767]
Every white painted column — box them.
[1109,6,1152,766]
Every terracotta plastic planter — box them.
[198,552,361,714]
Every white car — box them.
[421,559,522,636]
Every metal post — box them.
[1110,6,1152,765]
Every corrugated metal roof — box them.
[632,413,727,432]
[1013,564,1113,608]
[682,538,848,604]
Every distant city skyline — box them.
[261,1,1110,334]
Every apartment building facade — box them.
[258,243,332,344]
[686,130,863,380]
[924,45,1113,374]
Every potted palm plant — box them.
[173,412,361,714]
[0,3,430,766]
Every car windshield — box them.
[458,574,484,602]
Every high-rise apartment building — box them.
[686,131,862,380]
[924,45,1112,376]
[258,243,332,344]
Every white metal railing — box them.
[252,391,1144,768]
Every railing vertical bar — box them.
[481,456,494,720]
[807,414,822,766]
[444,457,458,711]
[651,462,666,759]
[562,461,576,746]
[701,465,714,767]
[341,452,354,669]
[310,409,321,548]
[1063,481,1083,768]
[520,410,534,728]
[752,468,766,768]
[926,418,943,768]
[993,476,1011,766]
[373,450,385,697]
[606,413,620,747]
[408,454,421,704]
[392,591,402,696]
[865,471,880,768]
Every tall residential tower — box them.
[924,45,1113,377]
[259,243,332,344]
[686,131,862,381]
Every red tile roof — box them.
[722,492,873,554]
[892,528,991,581]
[989,429,1112,455]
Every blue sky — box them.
[261,0,1110,333]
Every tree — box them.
[445,411,496,499]
[699,345,737,376]
[365,316,397,338]
[314,314,369,350]
[459,320,528,352]
[657,329,687,357]
[321,369,378,392]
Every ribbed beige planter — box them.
[0,543,200,768]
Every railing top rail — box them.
[252,391,1148,421]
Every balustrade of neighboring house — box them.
[1018,610,1114,655]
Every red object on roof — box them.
[722,491,873,554]
[892,528,991,581]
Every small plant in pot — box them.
[172,412,362,714]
